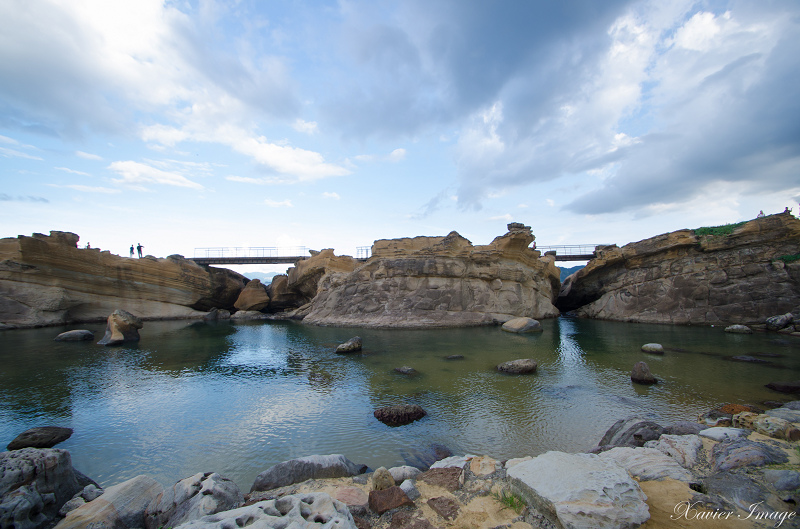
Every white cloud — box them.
[354,147,407,163]
[293,119,318,134]
[323,192,340,200]
[108,160,204,190]
[671,11,726,52]
[546,199,555,207]
[226,176,265,184]
[47,184,121,194]
[0,147,43,160]
[55,167,90,176]
[387,148,406,162]
[488,214,513,222]
[75,151,103,160]
[264,198,293,207]
[517,203,529,208]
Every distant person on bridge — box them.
[130,244,134,257]
[137,243,143,258]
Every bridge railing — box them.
[194,246,310,258]
[356,246,372,259]
[536,244,603,255]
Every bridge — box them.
[191,244,608,266]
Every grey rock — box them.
[703,472,778,513]
[766,313,794,331]
[597,416,665,448]
[399,480,420,501]
[712,439,788,471]
[393,366,417,376]
[631,361,657,384]
[54,330,93,342]
[762,469,800,491]
[173,492,356,529]
[766,381,800,394]
[766,408,800,423]
[399,444,453,470]
[781,401,800,410]
[501,317,542,333]
[444,355,464,360]
[641,343,664,354]
[55,475,163,529]
[251,454,367,493]
[230,310,269,320]
[335,337,362,353]
[598,447,694,482]
[507,451,649,529]
[496,359,537,374]
[430,455,475,470]
[698,427,749,442]
[663,421,705,436]
[725,324,753,334]
[388,466,421,483]
[644,434,704,468]
[7,426,73,450]
[144,472,243,529]
[0,448,81,529]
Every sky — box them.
[1,0,799,276]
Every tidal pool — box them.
[1,317,798,490]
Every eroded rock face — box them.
[233,279,270,312]
[144,472,243,529]
[0,231,247,328]
[55,475,163,529]
[251,454,367,493]
[557,213,800,325]
[97,309,143,345]
[6,427,73,450]
[300,225,560,328]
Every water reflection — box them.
[1,317,799,490]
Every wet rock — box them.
[230,310,268,320]
[174,493,356,529]
[712,439,788,471]
[507,451,649,529]
[144,472,243,529]
[598,447,694,482]
[250,454,367,492]
[56,475,163,529]
[698,427,749,442]
[732,355,773,364]
[427,496,459,520]
[496,359,537,374]
[399,444,453,470]
[501,317,542,333]
[336,337,363,353]
[393,366,417,376]
[641,343,664,354]
[371,467,395,491]
[765,381,800,394]
[7,426,73,450]
[718,403,763,415]
[368,486,413,515]
[54,330,93,342]
[732,411,759,429]
[417,467,463,492]
[444,355,464,360]
[725,324,753,334]
[766,313,794,331]
[631,361,657,384]
[373,405,426,427]
[644,434,704,468]
[202,308,230,321]
[597,417,665,448]
[97,309,143,346]
[698,409,732,427]
[0,448,82,529]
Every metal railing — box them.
[356,246,372,260]
[194,247,310,259]
[536,244,603,255]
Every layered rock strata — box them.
[295,224,560,328]
[557,213,800,325]
[0,231,247,328]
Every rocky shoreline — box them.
[4,401,800,529]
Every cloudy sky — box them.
[1,0,798,274]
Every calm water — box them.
[1,317,799,490]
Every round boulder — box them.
[374,404,427,427]
[631,361,657,385]
[497,359,537,374]
[641,343,664,354]
[725,325,753,334]
[501,317,543,333]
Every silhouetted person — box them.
[757,210,764,218]
[130,244,134,257]
[137,243,143,258]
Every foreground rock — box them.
[299,223,561,328]
[233,279,270,312]
[144,472,243,529]
[630,361,657,384]
[0,231,247,328]
[0,448,82,529]
[507,451,649,528]
[557,213,800,325]
[55,475,163,529]
[373,405,427,427]
[97,309,143,345]
[496,359,538,374]
[6,426,73,450]
[251,454,366,492]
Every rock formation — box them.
[96,309,143,345]
[557,213,800,325]
[293,224,560,328]
[233,278,270,311]
[0,231,247,328]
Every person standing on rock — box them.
[137,243,143,258]
[130,244,134,257]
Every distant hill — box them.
[243,272,280,283]
[559,265,584,282]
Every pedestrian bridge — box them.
[190,244,609,266]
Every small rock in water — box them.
[54,330,94,342]
[374,404,427,427]
[7,426,74,450]
[394,366,417,376]
[641,343,664,354]
[501,317,543,333]
[496,358,537,374]
[765,381,800,394]
[97,309,143,346]
[631,361,657,385]
[335,336,363,353]
[445,354,464,360]
[724,324,753,334]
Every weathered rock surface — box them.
[725,324,753,334]
[426,496,459,520]
[557,213,800,325]
[641,343,664,354]
[766,312,794,331]
[698,427,750,442]
[97,309,143,345]
[507,451,649,529]
[233,278,270,312]
[144,472,243,529]
[0,231,246,328]
[371,467,395,491]
[6,426,73,450]
[631,361,657,384]
[388,466,420,484]
[368,486,413,515]
[501,317,542,333]
[174,492,356,529]
[417,468,463,492]
[0,448,82,529]
[596,417,665,449]
[597,447,694,482]
[54,474,163,529]
[496,358,537,374]
[299,224,561,328]
[251,454,366,492]
[644,434,704,468]
[766,380,800,394]
[712,439,788,471]
[374,405,427,427]
[53,330,93,341]
[336,337,362,353]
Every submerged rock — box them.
[501,317,543,333]
[336,337,363,353]
[496,358,537,374]
[641,343,664,354]
[631,361,657,384]
[54,330,94,342]
[596,417,665,449]
[374,404,426,427]
[765,380,800,394]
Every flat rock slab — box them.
[597,417,665,448]
[56,475,163,529]
[374,405,427,427]
[644,434,704,468]
[598,447,694,482]
[7,426,73,450]
[173,492,356,529]
[713,439,788,471]
[368,486,413,515]
[251,454,366,492]
[507,451,649,529]
[427,496,459,520]
[765,381,800,394]
[698,427,750,442]
[417,467,463,492]
[766,408,800,423]
[501,317,542,333]
[335,487,369,515]
[469,455,500,477]
[389,511,437,529]
[54,330,94,342]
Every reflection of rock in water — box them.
[400,443,453,470]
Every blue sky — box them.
[1,0,799,275]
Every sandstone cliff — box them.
[0,231,247,328]
[296,223,561,328]
[557,213,800,325]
